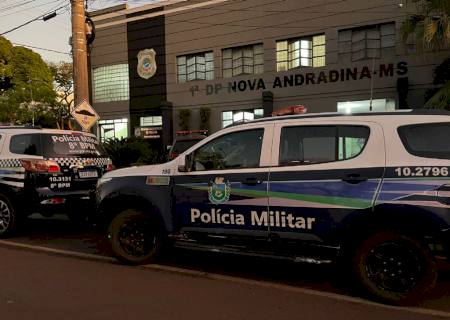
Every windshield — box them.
[42,133,106,158]
[171,139,203,154]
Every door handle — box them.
[342,174,368,184]
[241,177,262,186]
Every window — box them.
[222,108,264,128]
[276,34,325,71]
[177,52,214,83]
[222,44,264,78]
[98,118,128,143]
[337,99,396,114]
[338,22,395,61]
[92,64,129,103]
[279,126,369,166]
[398,123,450,159]
[10,134,42,156]
[192,129,264,171]
[140,116,162,127]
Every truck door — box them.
[268,121,385,248]
[172,123,273,242]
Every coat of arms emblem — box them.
[137,49,157,79]
[208,177,231,204]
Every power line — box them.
[11,42,71,55]
[0,3,69,36]
[0,0,63,18]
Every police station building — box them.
[88,0,450,146]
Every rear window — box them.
[279,125,370,166]
[398,123,450,159]
[10,133,106,158]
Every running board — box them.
[173,241,333,265]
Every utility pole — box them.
[71,0,89,106]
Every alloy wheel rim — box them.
[118,220,156,258]
[0,200,11,233]
[365,240,424,294]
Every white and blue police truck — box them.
[0,127,112,235]
[97,110,450,304]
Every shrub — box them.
[102,137,163,168]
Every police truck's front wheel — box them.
[0,194,17,238]
[108,209,164,265]
[352,231,437,305]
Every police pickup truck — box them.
[97,110,450,304]
[0,127,111,235]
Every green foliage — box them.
[425,57,450,109]
[0,36,57,126]
[48,61,74,129]
[199,107,211,131]
[401,0,450,49]
[179,109,191,131]
[102,137,164,168]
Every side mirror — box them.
[178,153,193,172]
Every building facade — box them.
[89,0,450,146]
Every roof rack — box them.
[231,109,450,126]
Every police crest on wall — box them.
[137,49,157,79]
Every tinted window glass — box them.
[279,125,369,166]
[193,129,263,171]
[172,139,203,154]
[42,133,106,158]
[398,123,450,159]
[10,134,42,156]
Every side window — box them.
[192,129,264,171]
[279,125,369,166]
[398,123,450,159]
[10,134,42,156]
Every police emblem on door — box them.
[137,49,157,79]
[208,177,231,204]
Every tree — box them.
[425,57,450,109]
[0,36,57,126]
[401,1,450,109]
[401,0,450,50]
[49,61,74,129]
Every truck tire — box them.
[0,194,17,238]
[108,209,164,265]
[352,231,437,305]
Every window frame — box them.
[177,51,214,83]
[338,22,395,62]
[9,133,43,156]
[92,64,130,103]
[276,34,326,72]
[277,125,371,167]
[397,122,450,160]
[222,43,264,78]
[189,128,265,172]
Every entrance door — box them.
[172,124,273,242]
[268,121,385,248]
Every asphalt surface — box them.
[0,214,449,318]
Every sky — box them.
[0,0,154,63]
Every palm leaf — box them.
[425,81,450,109]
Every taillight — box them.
[170,152,178,160]
[106,160,114,172]
[21,159,61,173]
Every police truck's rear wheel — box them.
[352,231,437,305]
[0,194,17,238]
[108,209,163,265]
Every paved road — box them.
[0,246,449,320]
[0,215,449,318]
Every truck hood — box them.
[103,163,170,178]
